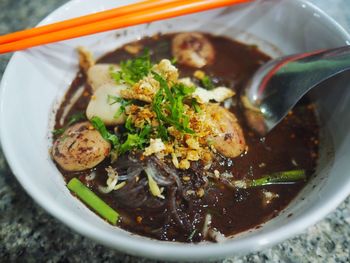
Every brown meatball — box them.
[52,122,110,171]
[204,104,246,158]
[172,32,215,68]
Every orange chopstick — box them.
[0,0,174,45]
[0,0,251,54]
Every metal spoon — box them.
[243,45,350,135]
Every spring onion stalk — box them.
[232,170,306,189]
[188,229,197,241]
[67,178,119,224]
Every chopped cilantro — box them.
[170,57,177,65]
[119,134,143,154]
[91,55,207,160]
[91,115,152,157]
[125,117,135,132]
[174,82,196,96]
[119,124,152,154]
[66,112,85,126]
[201,75,215,90]
[110,49,153,85]
[107,95,132,119]
[52,128,65,136]
[90,116,120,149]
[157,125,169,141]
[52,112,86,136]
[152,73,195,134]
[191,99,201,113]
[139,124,152,138]
[107,95,121,105]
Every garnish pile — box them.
[90,50,235,170]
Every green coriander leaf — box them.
[110,71,122,84]
[52,112,85,136]
[157,125,169,141]
[106,95,132,119]
[113,107,125,119]
[120,134,143,154]
[151,73,194,134]
[174,83,196,96]
[52,128,65,136]
[139,124,152,139]
[170,57,177,65]
[66,112,86,126]
[201,75,215,90]
[90,116,120,148]
[119,125,152,154]
[125,117,135,132]
[192,99,201,113]
[153,72,175,104]
[107,95,122,105]
[112,49,153,85]
[182,115,190,130]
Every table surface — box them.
[1,0,350,262]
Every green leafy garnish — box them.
[125,117,136,132]
[52,112,86,136]
[119,125,152,154]
[191,99,201,113]
[201,75,215,90]
[92,55,204,158]
[157,125,169,142]
[52,128,65,136]
[67,178,119,224]
[152,73,195,134]
[170,57,177,65]
[90,116,120,149]
[107,95,132,119]
[232,170,306,188]
[66,112,85,126]
[91,115,152,157]
[107,95,121,105]
[111,49,153,85]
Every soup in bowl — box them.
[1,0,350,260]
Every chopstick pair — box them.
[0,0,251,54]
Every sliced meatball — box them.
[204,104,246,158]
[52,122,111,171]
[87,64,121,91]
[244,109,267,136]
[77,46,120,91]
[172,32,215,68]
[241,95,267,136]
[86,83,128,125]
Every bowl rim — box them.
[1,0,350,260]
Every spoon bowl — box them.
[244,45,350,135]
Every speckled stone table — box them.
[1,0,350,262]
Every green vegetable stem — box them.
[67,178,119,224]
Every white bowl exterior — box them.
[1,0,350,260]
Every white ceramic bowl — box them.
[1,0,350,260]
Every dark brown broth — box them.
[54,33,319,242]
